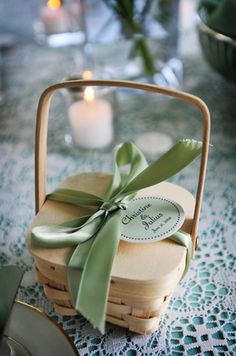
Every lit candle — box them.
[40,0,69,34]
[68,87,113,149]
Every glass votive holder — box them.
[62,77,119,151]
[34,0,85,47]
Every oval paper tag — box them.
[121,196,185,243]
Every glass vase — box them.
[83,0,182,87]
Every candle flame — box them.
[84,87,94,102]
[82,69,93,80]
[47,0,62,10]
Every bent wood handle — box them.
[35,80,211,252]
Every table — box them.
[0,37,235,355]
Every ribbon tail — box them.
[72,210,122,333]
[68,236,95,306]
[169,230,192,279]
[68,220,108,305]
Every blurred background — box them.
[0,1,236,355]
[0,0,235,171]
[0,0,199,85]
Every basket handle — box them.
[35,80,210,252]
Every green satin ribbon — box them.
[31,139,202,333]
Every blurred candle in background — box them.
[68,85,113,149]
[39,0,69,34]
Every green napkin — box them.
[0,266,24,338]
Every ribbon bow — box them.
[31,139,202,333]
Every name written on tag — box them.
[121,196,185,243]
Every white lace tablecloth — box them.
[0,43,235,355]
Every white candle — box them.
[68,87,113,149]
[40,0,69,34]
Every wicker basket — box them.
[27,80,210,334]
